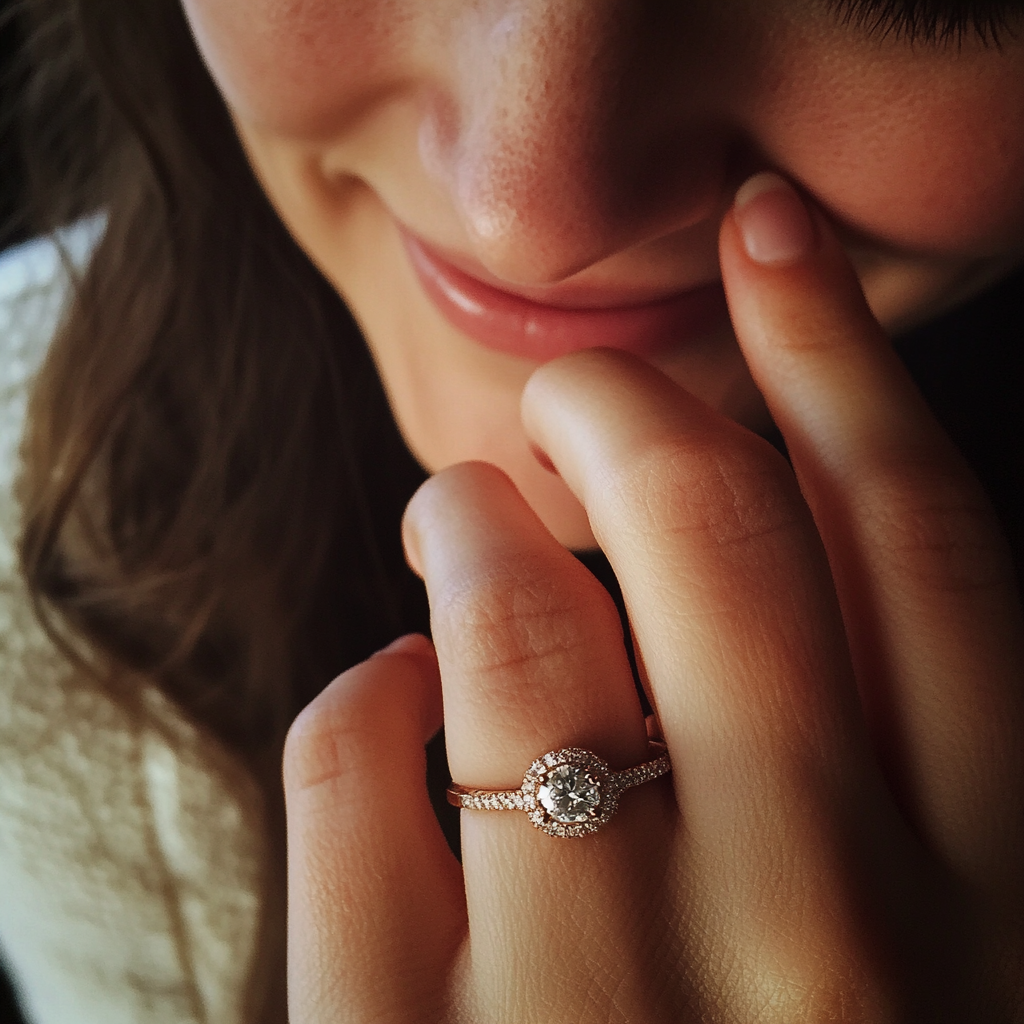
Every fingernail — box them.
[734,172,816,267]
[373,633,433,659]
[400,508,424,577]
[528,441,559,476]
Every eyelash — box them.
[829,0,1024,45]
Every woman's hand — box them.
[283,174,1024,1023]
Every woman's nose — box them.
[420,0,729,284]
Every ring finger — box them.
[403,461,677,1021]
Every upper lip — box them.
[400,228,722,310]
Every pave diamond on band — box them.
[446,742,671,838]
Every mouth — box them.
[401,229,730,362]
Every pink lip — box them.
[401,231,729,362]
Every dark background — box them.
[1,0,27,254]
[1,4,31,1020]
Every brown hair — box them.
[10,2,432,1012]
[14,0,426,758]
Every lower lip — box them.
[402,232,729,362]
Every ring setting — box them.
[447,742,671,838]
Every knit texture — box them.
[0,225,270,1024]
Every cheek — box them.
[756,48,1024,257]
[181,0,409,136]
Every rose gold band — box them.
[446,741,671,838]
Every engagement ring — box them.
[446,742,671,838]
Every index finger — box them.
[720,173,1024,895]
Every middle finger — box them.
[521,351,909,1005]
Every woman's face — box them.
[182,0,1024,548]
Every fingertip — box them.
[721,171,867,298]
[732,172,818,268]
[528,440,559,475]
[283,637,442,795]
[720,172,881,365]
[405,463,524,579]
[520,348,659,462]
[374,633,444,739]
[522,347,631,415]
[374,631,436,661]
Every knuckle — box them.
[602,432,804,559]
[283,662,388,793]
[433,558,617,709]
[774,965,901,1024]
[726,906,907,1024]
[855,456,1013,594]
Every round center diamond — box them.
[537,764,601,823]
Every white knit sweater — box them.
[0,226,270,1024]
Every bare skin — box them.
[183,0,1024,547]
[177,0,1024,1017]
[282,181,1024,1022]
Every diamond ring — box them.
[446,742,671,838]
